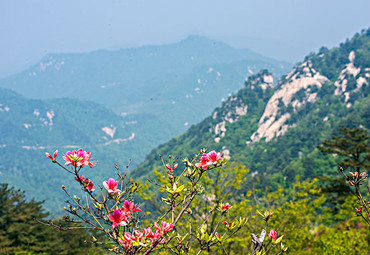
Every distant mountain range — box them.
[0,36,291,213]
[132,29,370,194]
[0,36,291,144]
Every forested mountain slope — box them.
[0,88,154,213]
[132,29,370,190]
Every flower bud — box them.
[45,152,53,160]
[53,150,58,159]
[62,185,66,189]
[268,229,277,242]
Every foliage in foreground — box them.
[39,148,289,255]
[2,126,370,254]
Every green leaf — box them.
[176,185,185,193]
[276,235,284,244]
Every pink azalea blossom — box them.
[153,229,166,245]
[118,238,133,250]
[161,221,174,234]
[154,221,174,235]
[268,229,277,242]
[108,210,127,229]
[134,230,143,240]
[144,223,172,246]
[154,222,162,233]
[196,154,209,170]
[222,221,233,228]
[124,232,133,242]
[75,175,86,184]
[144,227,154,238]
[221,203,232,212]
[103,178,121,194]
[85,181,95,192]
[45,150,58,161]
[75,175,95,192]
[121,200,141,216]
[63,149,96,168]
[207,151,222,164]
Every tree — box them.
[0,183,101,254]
[318,127,370,225]
[318,127,370,172]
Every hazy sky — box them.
[0,0,369,77]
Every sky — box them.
[0,0,369,77]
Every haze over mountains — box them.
[133,29,370,194]
[0,35,290,142]
[0,36,291,213]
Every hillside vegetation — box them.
[132,29,370,191]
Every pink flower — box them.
[161,221,174,234]
[154,222,162,233]
[222,221,233,228]
[45,150,58,161]
[108,210,127,229]
[196,154,209,170]
[63,149,97,168]
[118,238,133,250]
[207,151,222,164]
[268,229,277,242]
[75,175,86,184]
[154,221,174,235]
[144,227,154,238]
[121,200,141,216]
[75,175,95,192]
[103,178,121,194]
[221,203,232,212]
[134,230,143,240]
[86,180,95,192]
[124,232,133,242]
[195,151,223,170]
[153,230,166,244]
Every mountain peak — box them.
[179,35,230,48]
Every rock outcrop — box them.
[251,61,329,142]
[334,51,370,104]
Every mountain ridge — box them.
[131,28,370,188]
[0,35,291,163]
